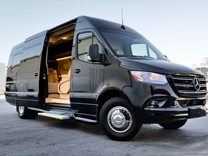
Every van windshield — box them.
[100,29,168,60]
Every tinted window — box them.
[77,32,102,63]
[11,53,22,79]
[149,47,157,59]
[12,53,22,66]
[131,44,147,57]
[22,44,42,60]
[78,33,92,62]
[19,44,42,73]
[101,29,168,60]
[131,44,158,59]
[7,56,13,68]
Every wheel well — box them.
[97,89,130,118]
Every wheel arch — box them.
[97,88,131,119]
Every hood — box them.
[118,57,202,75]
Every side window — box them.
[19,44,42,74]
[78,33,92,62]
[12,53,22,67]
[77,32,101,63]
[7,56,13,68]
[11,53,22,77]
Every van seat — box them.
[60,64,70,75]
[48,68,58,83]
[48,68,58,93]
[58,68,71,94]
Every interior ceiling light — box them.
[58,32,74,40]
[56,56,72,61]
[62,37,68,40]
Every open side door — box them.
[17,30,48,108]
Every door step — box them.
[45,98,70,104]
[38,112,70,120]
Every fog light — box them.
[151,101,159,107]
[150,100,167,108]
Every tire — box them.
[159,120,187,129]
[17,105,38,119]
[99,97,142,141]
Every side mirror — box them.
[89,44,101,62]
[164,55,168,58]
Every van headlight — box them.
[130,71,167,84]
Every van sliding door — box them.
[17,31,48,108]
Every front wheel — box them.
[17,105,37,119]
[99,97,142,141]
[159,120,187,129]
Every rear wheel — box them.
[99,97,142,141]
[159,120,187,129]
[17,105,37,119]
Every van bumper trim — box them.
[144,105,208,118]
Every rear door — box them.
[17,31,48,108]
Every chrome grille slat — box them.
[175,84,206,87]
[170,74,207,97]
[174,83,193,87]
[178,90,207,94]
[172,77,193,80]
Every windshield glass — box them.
[100,29,168,60]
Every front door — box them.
[71,31,104,118]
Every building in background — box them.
[0,63,6,94]
[193,57,208,82]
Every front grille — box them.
[178,99,205,107]
[169,74,207,97]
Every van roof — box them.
[11,16,141,55]
[10,42,24,55]
[49,16,140,35]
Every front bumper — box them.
[144,105,208,118]
[127,74,208,123]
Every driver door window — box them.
[77,32,102,63]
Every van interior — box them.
[46,25,75,105]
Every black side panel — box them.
[18,99,39,107]
[71,30,104,120]
[71,92,97,103]
[5,31,48,108]
[5,96,16,106]
[71,103,97,120]
[5,44,24,103]
[39,32,50,105]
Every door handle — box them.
[74,69,81,74]
[34,73,38,77]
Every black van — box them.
[5,16,208,141]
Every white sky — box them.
[0,0,208,67]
